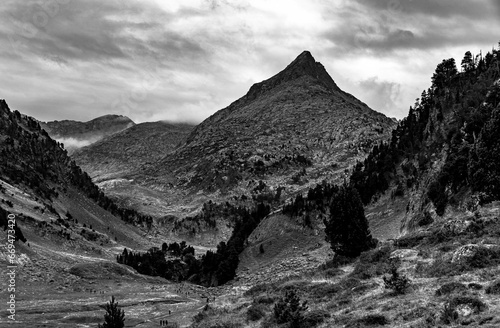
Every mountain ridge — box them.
[41,114,135,153]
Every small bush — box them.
[383,266,410,295]
[254,295,275,304]
[449,296,487,313]
[244,283,273,297]
[435,282,467,296]
[468,283,483,290]
[273,289,308,328]
[247,303,266,322]
[440,303,458,324]
[309,283,340,299]
[467,246,500,269]
[348,314,389,327]
[485,280,500,294]
[350,245,395,280]
[303,310,330,327]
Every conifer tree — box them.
[98,296,125,328]
[324,184,375,257]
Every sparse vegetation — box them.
[435,282,467,296]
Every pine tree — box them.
[461,51,475,72]
[98,296,125,328]
[324,184,376,257]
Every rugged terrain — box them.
[72,121,194,185]
[89,51,396,222]
[2,45,500,328]
[41,115,135,154]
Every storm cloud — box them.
[0,0,498,123]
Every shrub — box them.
[350,246,394,280]
[303,310,330,327]
[440,303,458,324]
[485,280,500,294]
[468,283,483,290]
[348,314,389,327]
[247,303,266,322]
[254,295,275,304]
[449,296,487,313]
[383,266,410,295]
[309,283,340,299]
[244,283,273,297]
[273,289,308,328]
[435,282,467,296]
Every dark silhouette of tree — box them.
[324,184,375,257]
[461,51,475,72]
[432,58,458,91]
[98,296,125,328]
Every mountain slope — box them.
[0,99,153,258]
[72,121,194,183]
[119,51,396,217]
[41,114,135,154]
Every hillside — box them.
[0,99,156,261]
[41,114,135,154]
[72,121,194,183]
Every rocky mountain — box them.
[72,121,194,184]
[41,114,135,154]
[111,51,397,218]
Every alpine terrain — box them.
[2,45,500,328]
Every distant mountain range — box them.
[40,114,135,154]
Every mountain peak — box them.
[244,51,340,102]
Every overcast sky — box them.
[1,0,499,123]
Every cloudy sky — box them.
[1,0,499,123]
